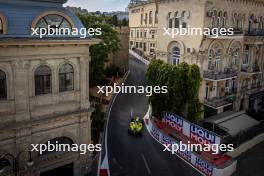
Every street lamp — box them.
[0,151,34,176]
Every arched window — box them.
[212,10,218,28]
[0,18,3,34]
[223,12,227,27]
[155,11,158,24]
[35,14,72,34]
[217,11,222,28]
[181,11,187,28]
[167,12,173,28]
[59,64,74,92]
[35,66,52,95]
[171,47,180,65]
[0,13,7,35]
[174,11,180,28]
[0,70,7,100]
[149,11,153,24]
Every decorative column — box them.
[79,56,90,110]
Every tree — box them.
[146,59,202,122]
[121,18,129,26]
[112,15,119,26]
[78,14,121,86]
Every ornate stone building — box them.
[129,1,158,58]
[0,0,98,175]
[129,0,264,118]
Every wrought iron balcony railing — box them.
[203,68,238,80]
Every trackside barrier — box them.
[129,50,150,65]
[143,106,237,176]
[98,71,131,176]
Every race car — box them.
[128,117,144,136]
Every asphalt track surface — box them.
[107,55,202,176]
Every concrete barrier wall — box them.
[129,50,150,65]
[144,105,237,176]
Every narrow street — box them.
[107,55,202,176]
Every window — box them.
[59,64,74,92]
[35,66,52,95]
[208,50,213,69]
[233,48,240,66]
[141,14,143,25]
[0,18,3,34]
[243,46,250,64]
[171,47,180,65]
[143,43,146,52]
[168,12,173,28]
[130,41,134,48]
[35,14,72,34]
[174,12,180,28]
[215,49,221,72]
[0,70,7,100]
[145,13,148,24]
[223,12,227,27]
[149,11,153,24]
[181,11,188,28]
[155,11,158,24]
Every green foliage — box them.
[104,65,122,78]
[91,106,105,142]
[78,14,121,86]
[146,59,203,122]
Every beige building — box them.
[129,0,264,118]
[0,0,99,176]
[129,1,158,58]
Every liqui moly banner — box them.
[163,112,221,146]
[190,124,221,146]
[150,125,213,176]
[163,112,184,133]
[192,156,214,176]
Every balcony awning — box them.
[203,111,260,137]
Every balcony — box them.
[203,68,238,81]
[204,93,236,109]
[241,64,261,74]
[241,84,263,95]
[246,29,264,36]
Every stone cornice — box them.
[0,38,101,47]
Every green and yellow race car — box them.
[128,117,144,136]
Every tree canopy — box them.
[78,14,121,86]
[146,59,203,123]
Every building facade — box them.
[129,1,158,58]
[0,0,98,176]
[129,0,264,118]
